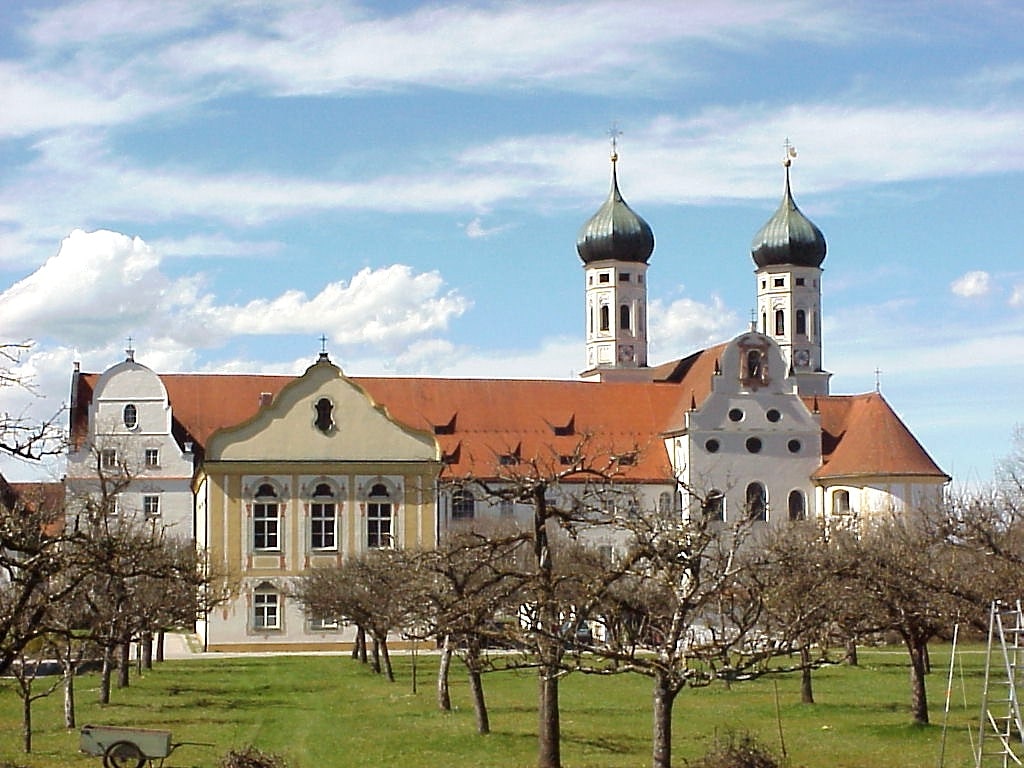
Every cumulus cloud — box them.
[951,270,992,298]
[0,228,470,364]
[1011,284,1024,307]
[648,294,741,358]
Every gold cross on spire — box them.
[608,123,622,161]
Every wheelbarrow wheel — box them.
[103,740,145,768]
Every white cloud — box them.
[649,294,741,358]
[463,217,510,239]
[951,270,992,298]
[1010,284,1024,308]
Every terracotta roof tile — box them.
[808,392,948,481]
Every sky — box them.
[0,0,1021,486]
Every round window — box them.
[788,439,801,454]
[728,408,744,422]
[705,439,720,453]
[746,437,762,454]
[766,409,781,423]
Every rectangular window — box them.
[253,503,280,550]
[795,277,805,286]
[367,502,392,548]
[310,502,337,550]
[499,499,515,517]
[619,272,630,282]
[773,277,785,287]
[598,273,610,283]
[145,448,160,467]
[254,592,280,630]
[143,495,160,519]
[310,616,339,631]
[101,449,117,469]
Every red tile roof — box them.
[808,392,949,481]
[72,356,948,485]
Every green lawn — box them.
[0,644,992,768]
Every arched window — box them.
[310,483,336,550]
[795,309,807,336]
[761,312,767,334]
[314,398,334,434]
[775,309,785,336]
[746,482,767,521]
[123,403,138,429]
[788,490,806,521]
[747,350,763,379]
[658,492,672,514]
[253,484,280,551]
[599,305,610,332]
[367,483,393,549]
[703,490,725,521]
[833,489,851,516]
[619,304,631,331]
[452,488,475,520]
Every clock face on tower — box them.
[794,348,811,368]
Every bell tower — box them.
[577,140,655,382]
[750,144,830,396]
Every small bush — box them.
[688,732,781,768]
[219,746,289,768]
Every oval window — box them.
[766,409,781,423]
[705,439,720,453]
[788,439,801,454]
[746,437,762,454]
[728,408,744,422]
[123,404,138,429]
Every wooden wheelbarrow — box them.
[80,724,212,768]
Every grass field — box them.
[0,643,993,768]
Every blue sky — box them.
[0,0,1021,486]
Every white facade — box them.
[67,355,195,536]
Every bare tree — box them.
[586,498,773,768]
[408,526,526,733]
[468,435,640,768]
[295,549,417,682]
[0,342,65,462]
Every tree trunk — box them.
[651,672,680,768]
[466,642,490,734]
[371,637,381,674]
[844,636,858,666]
[437,635,453,711]
[64,662,76,729]
[538,668,561,768]
[800,645,815,704]
[156,630,165,662]
[907,637,930,724]
[22,691,32,753]
[380,639,395,683]
[142,632,153,669]
[117,642,130,688]
[99,646,113,705]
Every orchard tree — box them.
[408,525,526,733]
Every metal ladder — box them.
[976,600,1024,767]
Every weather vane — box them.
[783,137,797,167]
[608,123,622,160]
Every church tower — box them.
[577,147,655,381]
[750,147,830,396]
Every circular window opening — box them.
[788,439,801,454]
[728,408,744,422]
[766,409,781,423]
[705,439,720,453]
[746,437,762,454]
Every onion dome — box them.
[577,153,654,265]
[751,157,826,268]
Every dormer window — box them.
[123,404,138,430]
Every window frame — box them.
[366,483,393,549]
[144,448,160,468]
[253,590,281,630]
[310,497,337,551]
[142,494,160,519]
[123,403,138,430]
